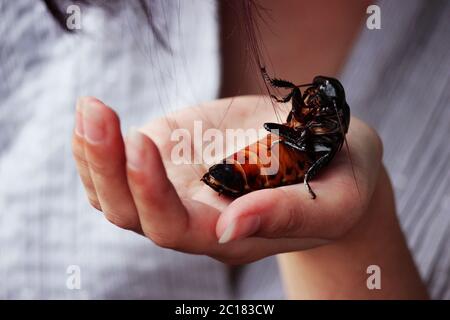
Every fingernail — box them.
[126,127,145,170]
[218,215,261,244]
[82,100,105,144]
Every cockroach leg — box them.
[303,153,331,199]
[264,122,298,142]
[264,122,310,153]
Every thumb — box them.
[216,188,312,244]
[215,179,362,244]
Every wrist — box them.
[277,166,428,299]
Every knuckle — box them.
[284,207,304,235]
[130,169,172,195]
[127,169,148,188]
[72,133,84,152]
[147,230,180,249]
[74,156,97,195]
[104,211,135,230]
[73,144,119,180]
[87,157,119,179]
[72,147,89,171]
[80,174,96,195]
[266,207,304,237]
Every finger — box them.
[72,100,101,210]
[125,128,189,248]
[80,97,141,232]
[216,118,383,243]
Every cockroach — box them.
[201,68,350,199]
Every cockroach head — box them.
[201,163,246,197]
[313,76,346,103]
[313,76,351,133]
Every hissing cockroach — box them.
[201,68,350,199]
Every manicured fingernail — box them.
[126,127,145,170]
[82,100,105,144]
[218,215,261,244]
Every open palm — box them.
[73,96,382,264]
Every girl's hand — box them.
[72,96,382,264]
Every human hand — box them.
[72,96,382,264]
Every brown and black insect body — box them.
[202,69,351,199]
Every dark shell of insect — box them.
[202,72,350,199]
